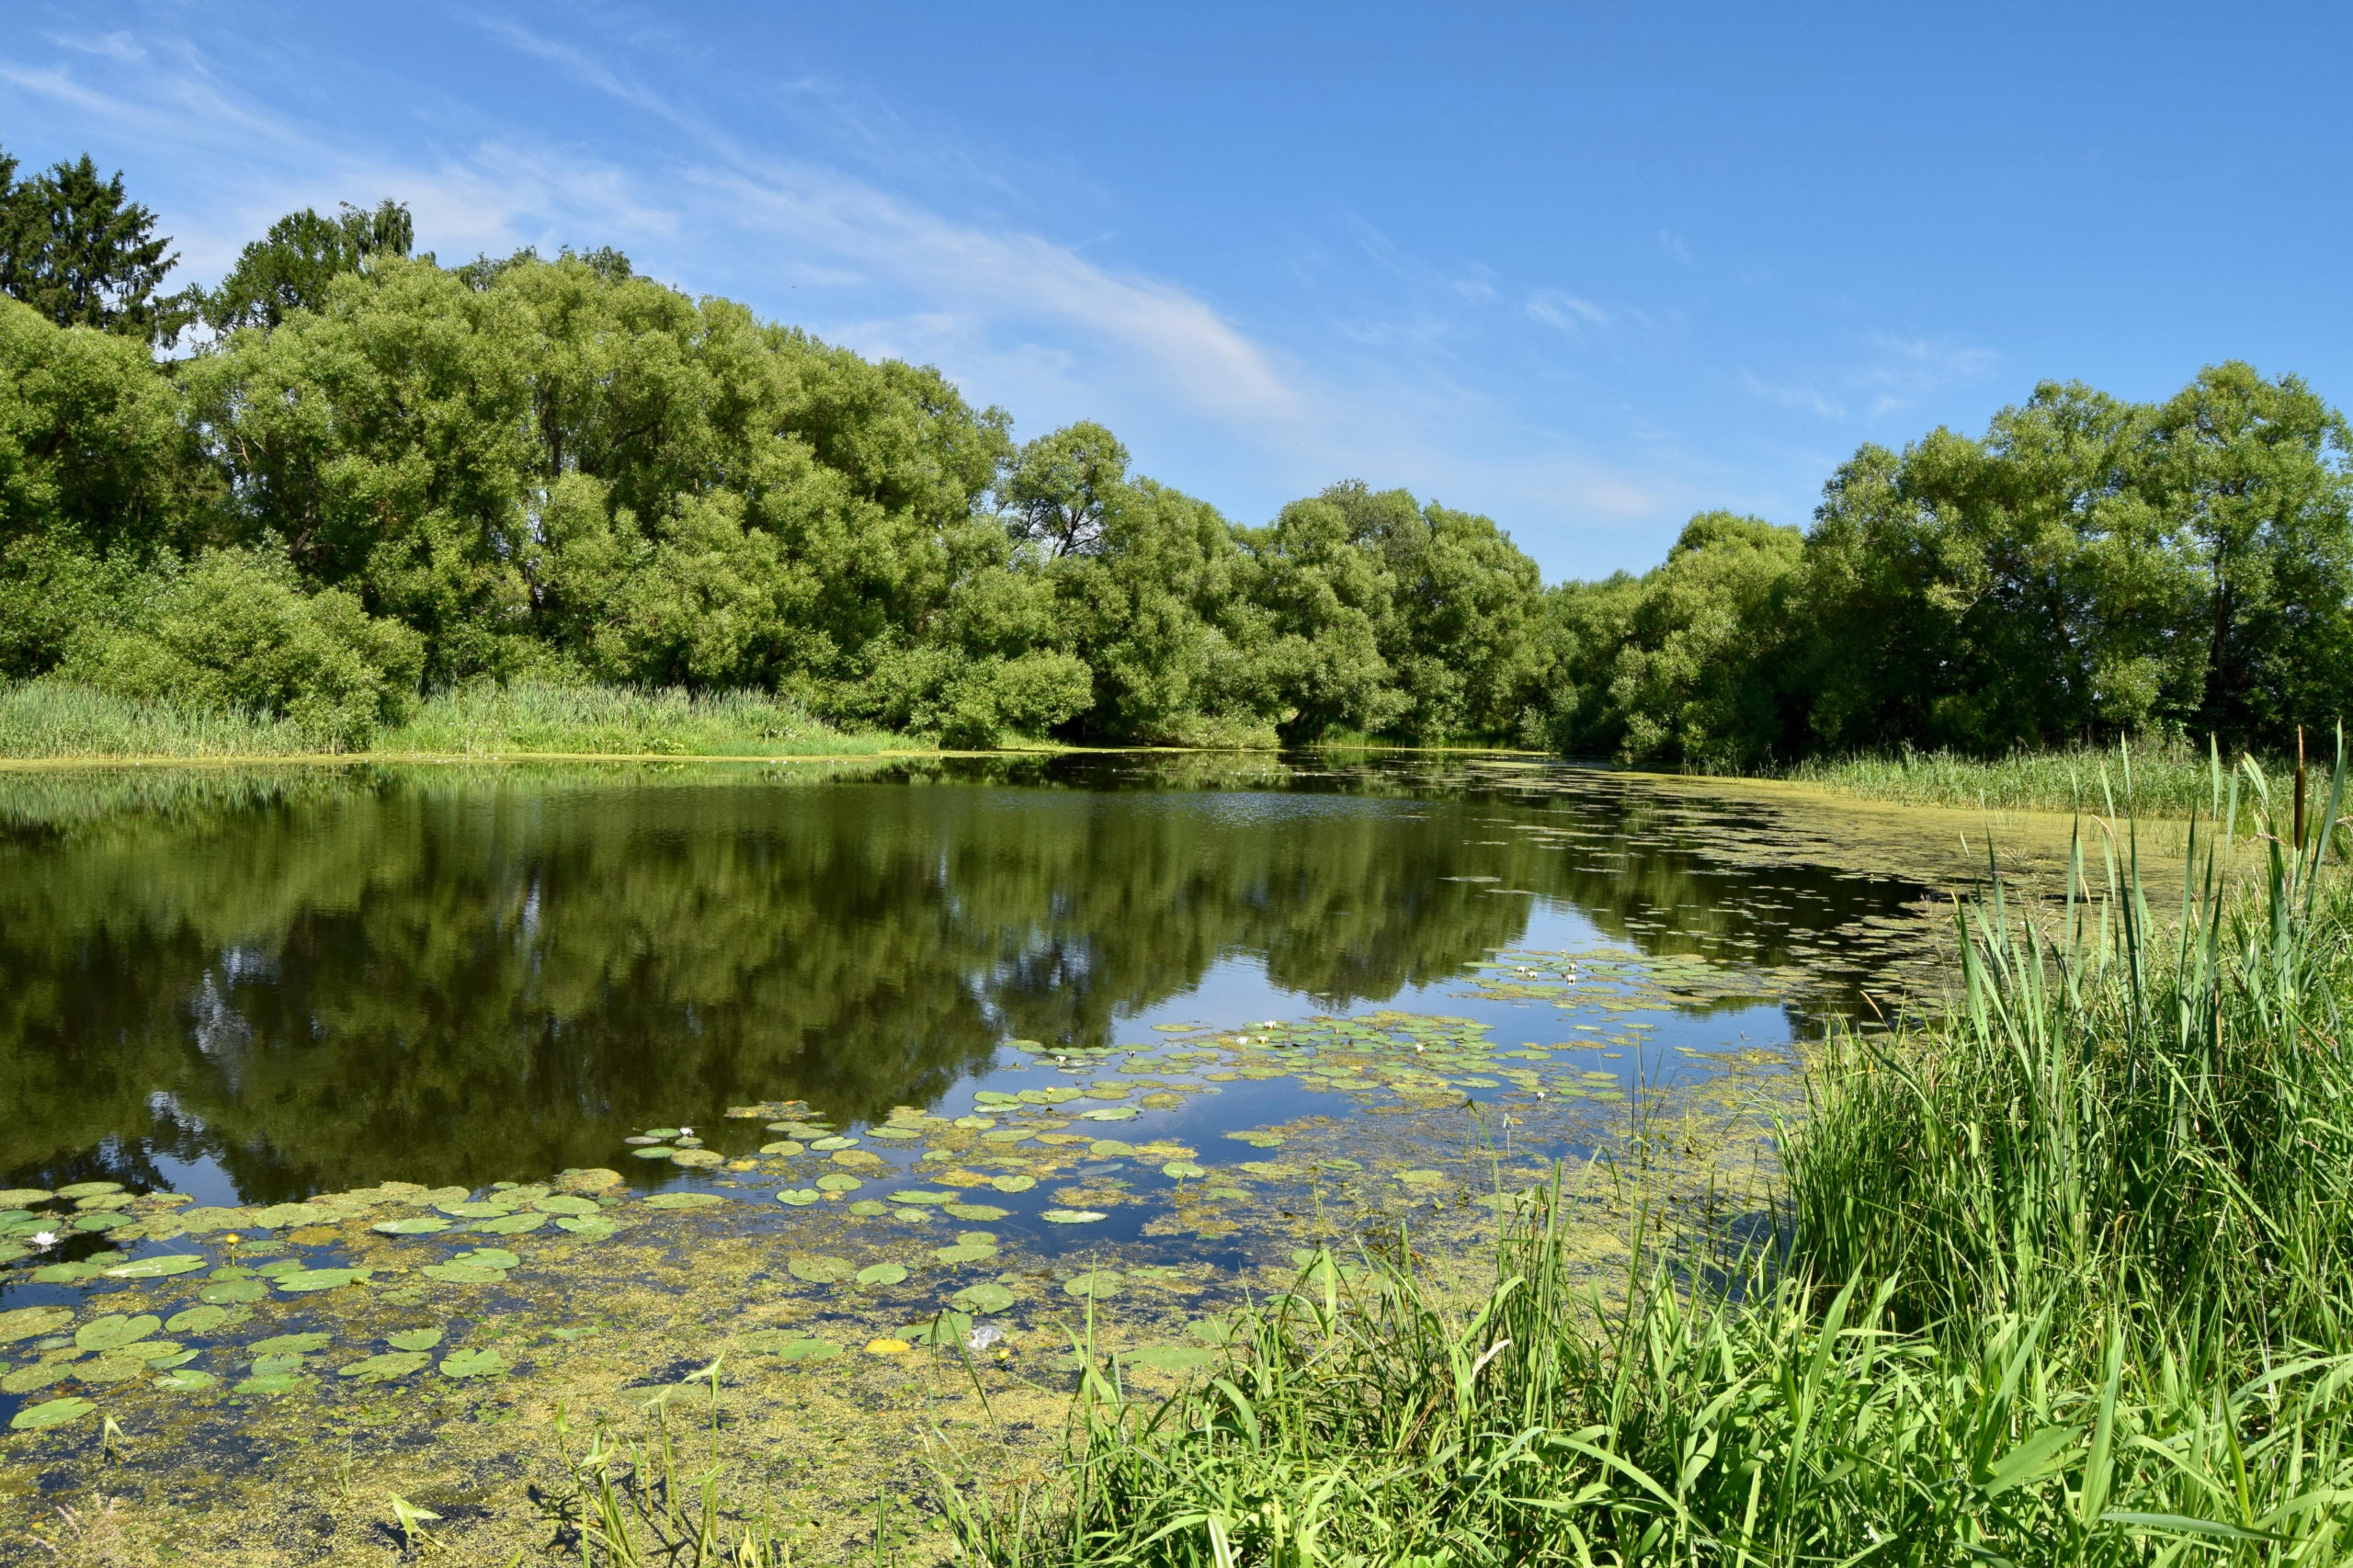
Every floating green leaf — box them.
[642,1192,723,1210]
[438,1347,508,1379]
[631,1147,676,1160]
[55,1182,122,1199]
[669,1150,726,1168]
[892,1189,952,1207]
[473,1212,548,1234]
[813,1174,863,1193]
[1086,1140,1135,1158]
[1063,1270,1122,1300]
[532,1195,602,1216]
[175,1207,251,1233]
[165,1305,229,1335]
[1079,1108,1138,1121]
[903,1312,973,1346]
[457,1248,521,1269]
[944,1203,1009,1221]
[422,1262,505,1285]
[1041,1209,1108,1224]
[387,1328,444,1352]
[1161,1162,1207,1179]
[556,1215,619,1237]
[0,1305,72,1344]
[934,1243,996,1264]
[75,1314,160,1352]
[340,1351,432,1382]
[756,1336,839,1362]
[434,1200,513,1218]
[10,1396,95,1431]
[374,1215,452,1235]
[251,1202,332,1228]
[759,1140,805,1156]
[234,1372,304,1396]
[950,1282,1017,1313]
[154,1369,217,1392]
[775,1188,820,1207]
[72,1210,132,1232]
[787,1255,855,1283]
[275,1267,360,1294]
[199,1278,267,1305]
[856,1263,908,1286]
[847,1200,891,1216]
[990,1176,1037,1193]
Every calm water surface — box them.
[0,753,1949,1210]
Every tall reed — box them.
[1784,742,2353,1368]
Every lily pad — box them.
[1087,1140,1137,1158]
[847,1199,891,1216]
[533,1195,601,1216]
[813,1174,864,1193]
[934,1243,996,1264]
[438,1347,508,1379]
[1079,1108,1138,1121]
[199,1278,267,1305]
[252,1202,334,1228]
[176,1207,252,1232]
[0,1305,72,1344]
[234,1372,305,1396]
[165,1305,229,1335]
[10,1396,96,1432]
[154,1369,217,1392]
[990,1176,1037,1193]
[642,1192,724,1210]
[1161,1162,1207,1179]
[787,1255,856,1284]
[864,1337,913,1356]
[373,1215,453,1235]
[457,1248,521,1269]
[980,1131,1032,1145]
[631,1147,676,1160]
[387,1328,444,1352]
[55,1181,123,1199]
[1063,1270,1123,1300]
[830,1149,885,1169]
[434,1200,514,1218]
[669,1149,726,1168]
[951,1282,1017,1313]
[340,1350,432,1382]
[1040,1209,1108,1224]
[75,1313,160,1352]
[856,1263,908,1287]
[944,1203,1009,1221]
[0,1188,52,1206]
[760,1141,806,1156]
[775,1188,820,1207]
[556,1215,620,1237]
[1,1363,68,1394]
[1393,1169,1448,1187]
[72,1210,132,1232]
[275,1267,361,1294]
[473,1211,549,1234]
[421,1262,505,1285]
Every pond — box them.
[0,753,2077,1557]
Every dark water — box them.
[0,753,1945,1207]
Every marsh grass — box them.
[0,678,897,761]
[0,679,323,758]
[926,743,2353,1563]
[381,681,892,758]
[1781,741,2247,818]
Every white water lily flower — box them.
[965,1324,1005,1352]
[30,1231,58,1249]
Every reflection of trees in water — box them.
[0,760,1936,1200]
[0,767,1550,1198]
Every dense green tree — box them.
[205,199,414,334]
[1005,420,1128,558]
[0,149,190,343]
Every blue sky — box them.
[5,2,2347,579]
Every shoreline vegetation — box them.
[0,676,2283,822]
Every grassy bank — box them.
[913,756,2353,1562]
[0,680,903,762]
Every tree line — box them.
[2,140,2347,757]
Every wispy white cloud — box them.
[1526,289,1610,333]
[1741,370,1847,421]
